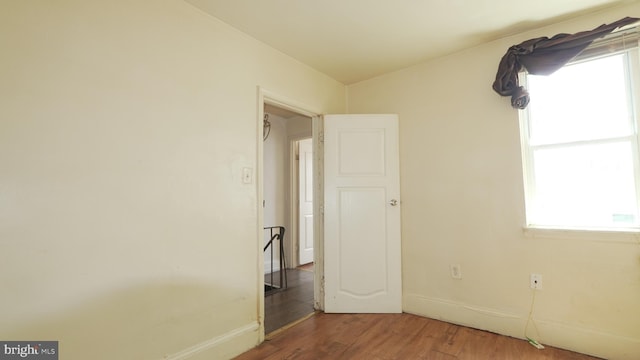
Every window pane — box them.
[527,54,632,145]
[531,141,638,228]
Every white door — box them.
[298,138,314,265]
[324,114,402,313]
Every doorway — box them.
[262,101,316,334]
[257,92,402,336]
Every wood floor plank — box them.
[456,329,503,359]
[426,350,459,360]
[232,342,280,360]
[392,318,443,359]
[235,313,603,360]
[336,314,401,359]
[433,321,468,356]
[364,314,431,360]
[264,268,314,334]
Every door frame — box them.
[289,136,312,268]
[256,87,324,340]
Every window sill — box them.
[523,225,640,244]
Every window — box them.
[519,32,640,231]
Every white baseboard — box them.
[163,322,259,360]
[536,317,640,360]
[404,293,640,360]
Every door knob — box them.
[389,199,398,206]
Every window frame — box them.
[518,36,640,233]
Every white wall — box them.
[347,4,640,360]
[287,115,313,139]
[0,1,345,359]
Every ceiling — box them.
[185,0,636,84]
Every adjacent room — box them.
[1,1,639,359]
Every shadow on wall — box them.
[1,280,255,360]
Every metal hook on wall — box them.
[263,113,271,141]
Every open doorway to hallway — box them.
[262,103,315,334]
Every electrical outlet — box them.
[450,264,462,279]
[530,273,542,289]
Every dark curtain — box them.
[492,17,638,109]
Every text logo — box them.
[0,342,58,359]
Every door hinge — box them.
[319,205,324,214]
[318,132,324,143]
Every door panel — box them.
[337,188,387,297]
[338,129,386,175]
[324,114,401,313]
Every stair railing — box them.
[263,226,287,294]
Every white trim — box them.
[537,319,640,360]
[261,88,322,118]
[289,139,299,267]
[522,226,640,244]
[289,135,313,267]
[629,48,640,234]
[403,293,525,340]
[312,115,324,311]
[163,322,259,360]
[256,88,266,342]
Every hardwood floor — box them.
[264,267,314,334]
[236,312,602,360]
